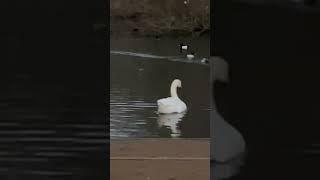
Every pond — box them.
[110,36,211,139]
[2,30,107,179]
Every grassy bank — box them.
[110,0,210,37]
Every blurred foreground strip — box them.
[111,157,209,160]
[110,138,210,180]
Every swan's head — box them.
[172,79,182,88]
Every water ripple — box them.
[110,50,209,66]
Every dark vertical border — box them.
[107,0,111,179]
[210,0,230,179]
[211,0,230,57]
[210,1,214,180]
[210,0,214,57]
[3,0,109,179]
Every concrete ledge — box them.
[111,138,210,180]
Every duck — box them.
[201,58,209,64]
[186,52,195,60]
[210,57,246,163]
[157,79,187,114]
[179,43,189,53]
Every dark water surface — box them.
[110,36,211,138]
[3,8,107,179]
[0,64,107,179]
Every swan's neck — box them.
[170,84,178,98]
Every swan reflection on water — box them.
[157,112,186,138]
[211,57,247,179]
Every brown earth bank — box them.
[110,0,210,37]
[110,139,210,180]
[111,160,209,180]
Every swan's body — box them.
[212,108,246,162]
[157,97,187,114]
[210,57,246,163]
[211,152,244,179]
[157,79,187,114]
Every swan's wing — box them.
[157,97,187,113]
[157,97,177,106]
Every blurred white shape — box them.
[211,154,245,180]
[157,112,186,137]
[210,56,246,162]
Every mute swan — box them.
[157,112,185,137]
[157,79,187,114]
[210,57,246,163]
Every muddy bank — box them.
[111,160,209,180]
[110,0,210,37]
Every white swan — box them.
[157,79,187,114]
[210,57,246,163]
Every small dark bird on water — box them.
[179,43,189,53]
